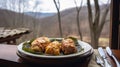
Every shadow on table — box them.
[19,54,92,67]
[0,52,93,67]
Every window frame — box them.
[110,0,120,49]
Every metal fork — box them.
[96,55,104,67]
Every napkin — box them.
[88,50,101,67]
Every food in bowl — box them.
[61,38,77,54]
[45,41,61,55]
[30,37,50,52]
[22,36,83,55]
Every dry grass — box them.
[99,37,109,47]
[82,36,109,47]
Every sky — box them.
[0,0,110,13]
[28,0,110,13]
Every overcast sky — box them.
[38,0,109,13]
[0,0,110,13]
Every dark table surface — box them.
[0,44,120,67]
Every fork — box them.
[95,55,104,67]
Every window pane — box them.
[0,0,110,48]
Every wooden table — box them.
[0,27,30,44]
[0,34,25,44]
[0,44,120,67]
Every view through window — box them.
[0,0,110,48]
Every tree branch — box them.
[93,0,100,29]
[74,0,83,40]
[74,0,83,12]
[98,5,109,37]
[87,0,93,29]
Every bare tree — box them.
[1,0,10,27]
[11,0,18,27]
[32,1,40,38]
[6,0,15,27]
[74,0,83,40]
[18,0,29,27]
[18,0,24,27]
[53,0,62,37]
[87,0,109,48]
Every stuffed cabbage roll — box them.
[45,41,61,55]
[30,37,50,52]
[61,38,77,54]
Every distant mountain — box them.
[24,12,56,19]
[0,9,39,28]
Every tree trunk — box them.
[90,28,99,48]
[87,0,109,48]
[53,0,62,37]
[76,12,83,40]
[58,10,62,37]
[87,0,99,48]
[74,0,83,40]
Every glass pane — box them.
[0,0,110,48]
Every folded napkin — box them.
[88,50,101,67]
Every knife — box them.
[98,47,112,67]
[106,47,120,67]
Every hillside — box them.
[37,6,110,38]
[24,12,56,19]
[0,9,39,28]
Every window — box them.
[110,0,120,49]
[0,0,112,49]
